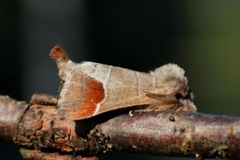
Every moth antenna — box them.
[50,45,77,81]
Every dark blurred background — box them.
[1,0,240,159]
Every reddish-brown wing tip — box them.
[49,45,68,62]
[58,71,105,120]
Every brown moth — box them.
[50,45,196,120]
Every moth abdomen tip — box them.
[50,44,69,63]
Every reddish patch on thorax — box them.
[73,78,105,119]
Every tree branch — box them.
[0,95,240,159]
[0,96,28,143]
[91,110,240,159]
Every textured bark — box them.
[20,148,97,160]
[0,95,240,159]
[89,111,240,159]
[0,96,28,143]
[15,104,88,153]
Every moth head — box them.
[152,63,186,80]
[179,98,197,112]
[151,63,189,96]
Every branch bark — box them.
[0,96,28,143]
[0,95,240,159]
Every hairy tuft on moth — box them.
[50,45,197,120]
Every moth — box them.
[50,45,196,120]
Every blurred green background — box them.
[1,0,240,159]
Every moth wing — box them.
[58,62,156,120]
[57,68,105,120]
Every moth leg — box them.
[145,92,185,121]
[129,110,134,117]
[169,101,184,121]
[30,93,57,105]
